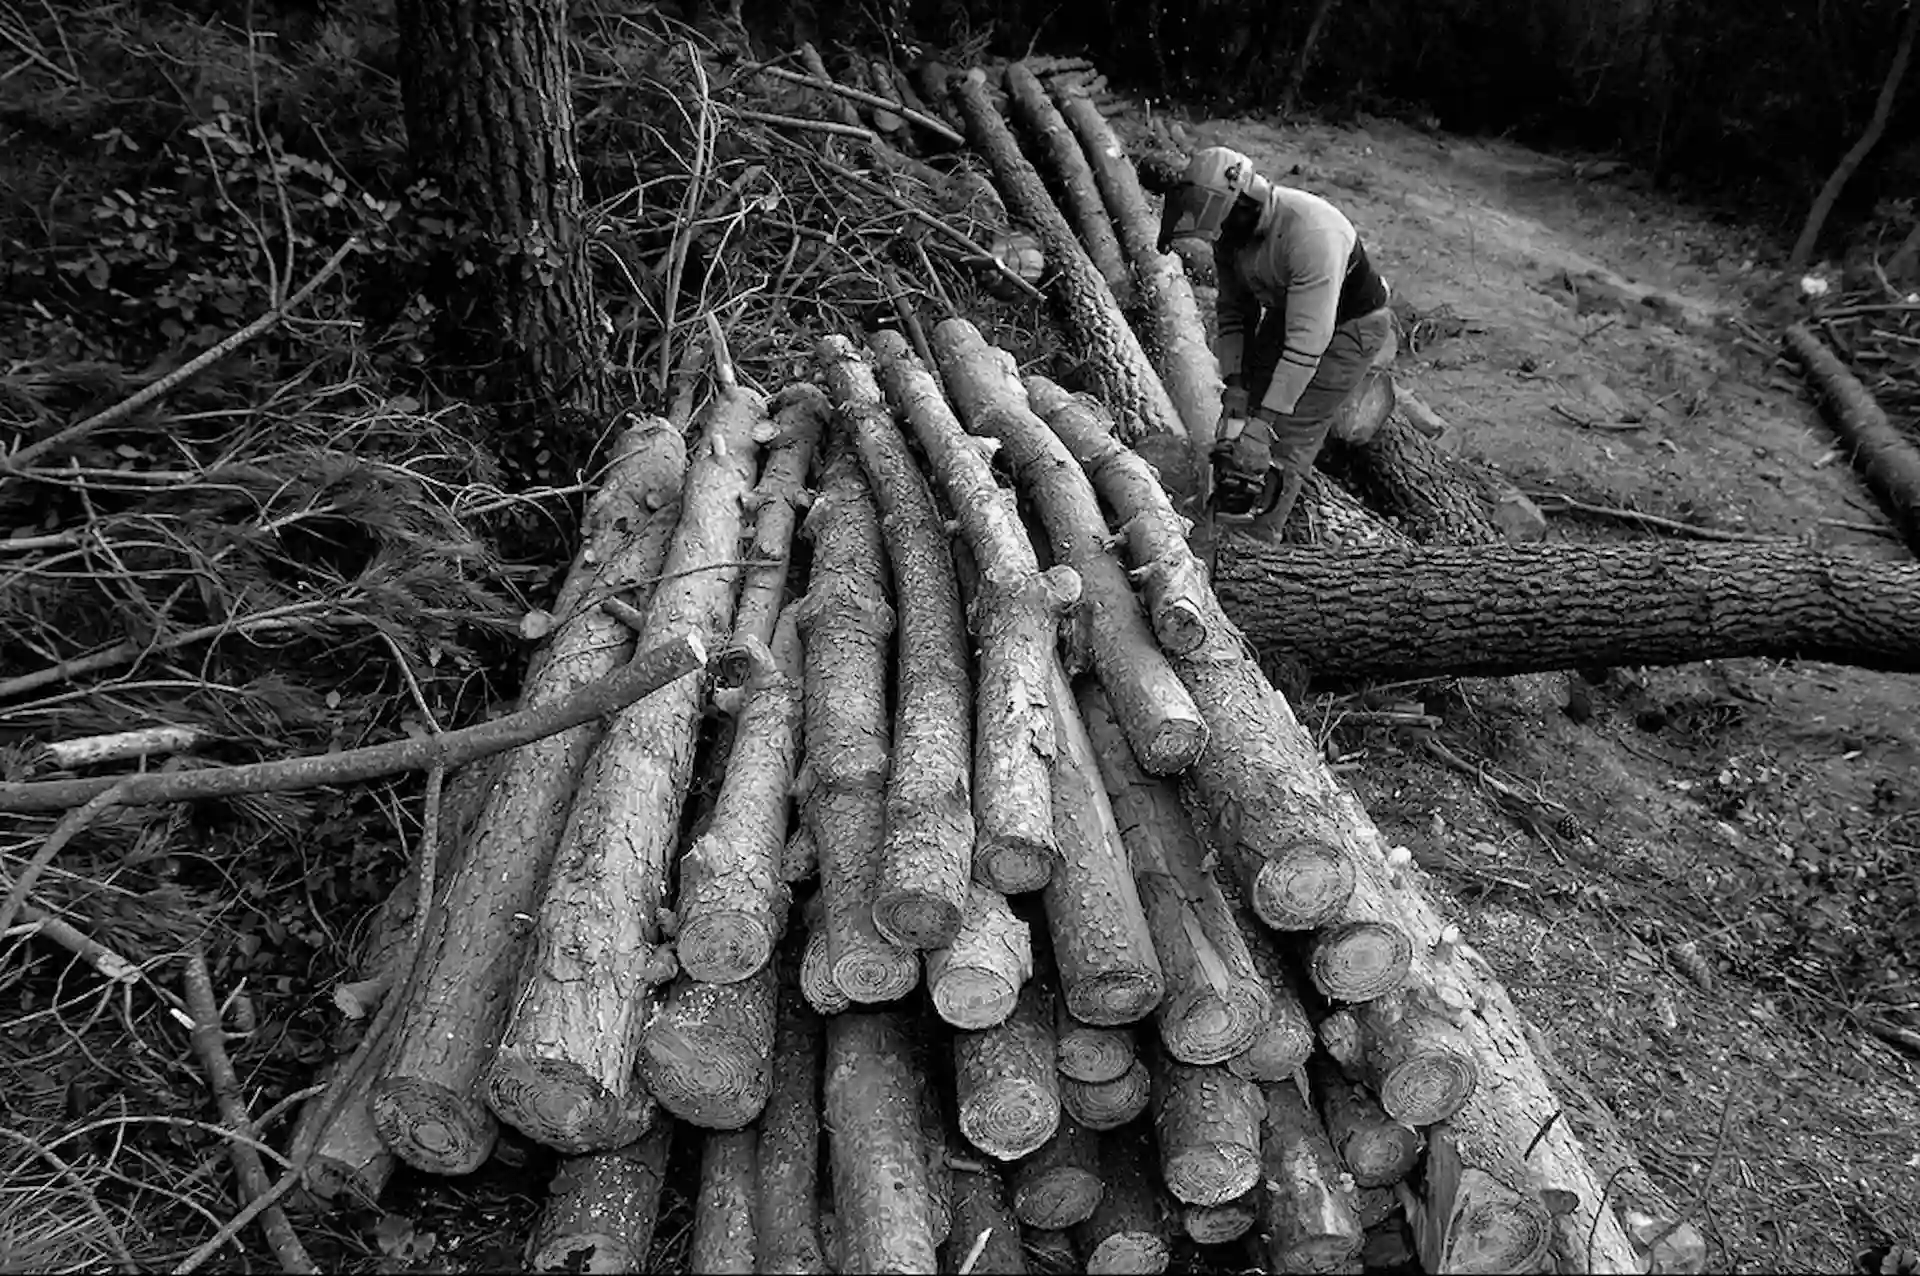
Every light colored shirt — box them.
[1213,185,1358,418]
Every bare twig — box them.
[1524,490,1784,544]
[181,945,319,1274]
[0,776,139,936]
[0,16,78,85]
[756,61,966,146]
[726,105,875,141]
[0,1126,136,1273]
[0,630,707,812]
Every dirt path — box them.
[1174,112,1920,1272]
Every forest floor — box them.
[1163,110,1920,1272]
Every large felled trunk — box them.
[485,385,763,1155]
[1214,539,1920,682]
[946,69,1198,507]
[1003,63,1133,305]
[1321,407,1506,547]
[373,420,687,1176]
[394,0,606,429]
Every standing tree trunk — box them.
[1280,0,1339,112]
[395,0,608,430]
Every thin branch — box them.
[756,61,967,146]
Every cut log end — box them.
[1182,1195,1259,1246]
[673,912,778,986]
[1161,1142,1262,1208]
[834,946,923,1005]
[874,889,967,952]
[932,967,1025,1030]
[1379,1051,1479,1130]
[1062,1057,1152,1130]
[368,1078,497,1176]
[959,1079,1060,1161]
[1064,972,1164,1028]
[976,840,1057,895]
[1135,717,1209,777]
[1309,921,1416,1003]
[801,927,853,1015]
[484,1057,656,1155]
[1083,1231,1169,1275]
[1250,839,1357,931]
[1160,984,1271,1069]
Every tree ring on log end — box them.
[975,840,1055,895]
[960,1080,1062,1160]
[1056,1030,1134,1083]
[1162,1143,1261,1206]
[1138,717,1210,776]
[931,968,1023,1029]
[1161,985,1268,1067]
[1012,1168,1104,1229]
[1379,1050,1479,1128]
[1066,970,1166,1028]
[1183,1196,1259,1245]
[1250,839,1356,930]
[671,913,776,986]
[369,1078,497,1176]
[1086,1231,1171,1275]
[482,1059,655,1155]
[1451,1190,1555,1274]
[872,890,966,951]
[833,948,922,1007]
[1063,1059,1152,1130]
[1309,920,1415,1003]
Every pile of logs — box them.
[275,49,1741,1276]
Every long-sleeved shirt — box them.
[1213,184,1386,418]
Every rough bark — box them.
[675,607,803,984]
[782,826,817,886]
[485,386,761,1155]
[930,319,1207,775]
[1051,81,1224,460]
[1310,1058,1424,1189]
[797,448,920,1005]
[947,69,1197,506]
[526,1126,671,1273]
[1010,1111,1106,1229]
[1054,1000,1137,1084]
[1150,1059,1264,1206]
[800,923,850,1016]
[373,419,686,1175]
[1074,1122,1173,1275]
[1040,661,1166,1026]
[1182,1195,1260,1246]
[1786,323,1920,556]
[1321,981,1478,1128]
[946,1161,1029,1275]
[824,1011,940,1273]
[1219,883,1316,1083]
[636,963,778,1129]
[692,1129,758,1275]
[1258,1079,1365,1273]
[870,328,1078,892]
[1078,685,1270,1067]
[394,0,608,428]
[1322,412,1504,546]
[758,980,831,1276]
[953,977,1063,1160]
[716,385,825,691]
[1003,63,1133,306]
[916,1068,957,1246]
[818,336,974,948]
[1410,1125,1555,1274]
[1062,1056,1152,1131]
[1216,538,1920,682]
[927,882,1035,1029]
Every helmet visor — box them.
[1157,183,1236,253]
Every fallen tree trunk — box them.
[819,337,975,949]
[871,328,1077,893]
[1322,409,1505,546]
[824,1011,941,1272]
[797,448,920,1006]
[947,68,1198,507]
[757,980,831,1275]
[1061,1056,1152,1131]
[676,610,804,985]
[1003,62,1132,306]
[485,384,762,1155]
[1213,539,1920,682]
[1786,322,1920,557]
[928,882,1035,1029]
[1037,384,1645,1272]
[1079,685,1270,1068]
[692,1128,757,1274]
[954,975,1063,1159]
[527,1125,672,1272]
[371,417,687,1176]
[1075,1122,1173,1275]
[930,317,1207,775]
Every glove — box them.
[1209,417,1272,516]
[1221,386,1250,419]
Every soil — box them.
[1164,110,1920,1272]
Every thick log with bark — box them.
[1311,1058,1424,1189]
[373,418,686,1176]
[1257,1080,1364,1272]
[947,69,1198,506]
[1150,1059,1265,1206]
[1074,1122,1173,1275]
[635,964,777,1129]
[1322,412,1505,546]
[819,336,975,948]
[799,894,851,1016]
[931,319,1207,774]
[824,1011,940,1273]
[758,982,831,1275]
[954,977,1063,1159]
[676,609,804,984]
[947,1159,1029,1274]
[1003,63,1132,305]
[1039,387,1644,1270]
[1786,322,1920,556]
[484,385,761,1155]
[797,449,919,1004]
[718,385,825,688]
[1041,661,1166,1026]
[1055,1001,1137,1083]
[1011,1111,1106,1229]
[526,1125,672,1272]
[928,883,1035,1029]
[1080,685,1270,1067]
[1063,1056,1153,1131]
[1410,1126,1555,1274]
[691,1129,757,1274]
[870,329,1077,892]
[915,1070,956,1246]
[1216,538,1920,681]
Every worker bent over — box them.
[1158,145,1395,539]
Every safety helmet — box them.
[1157,146,1270,253]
